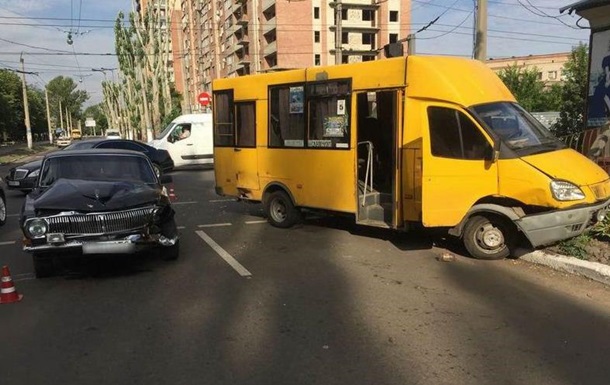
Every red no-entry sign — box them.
[198,92,211,107]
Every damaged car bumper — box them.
[23,233,178,255]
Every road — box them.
[1,163,610,385]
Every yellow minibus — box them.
[212,56,610,259]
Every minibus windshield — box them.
[156,122,176,140]
[472,102,565,155]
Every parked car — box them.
[21,149,179,278]
[0,182,6,227]
[5,138,174,193]
[56,136,72,148]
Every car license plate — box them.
[8,181,19,186]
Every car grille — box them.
[10,169,28,180]
[46,206,155,235]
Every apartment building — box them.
[177,0,410,110]
[486,52,571,86]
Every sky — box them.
[0,0,592,107]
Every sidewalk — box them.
[0,141,57,165]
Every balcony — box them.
[226,23,241,37]
[236,14,249,25]
[263,40,277,57]
[262,17,276,36]
[262,0,275,13]
[237,34,250,46]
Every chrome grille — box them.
[11,169,28,180]
[46,206,154,235]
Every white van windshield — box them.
[472,102,565,155]
[156,122,176,140]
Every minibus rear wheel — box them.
[463,215,514,260]
[264,190,301,228]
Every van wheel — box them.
[264,190,301,228]
[463,215,513,260]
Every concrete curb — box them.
[521,250,610,286]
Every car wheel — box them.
[0,193,6,226]
[160,240,180,261]
[152,163,162,178]
[264,190,301,228]
[463,215,514,260]
[33,253,55,278]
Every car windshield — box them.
[39,155,157,187]
[155,122,176,140]
[471,102,565,155]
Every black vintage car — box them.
[21,149,179,278]
[5,138,174,193]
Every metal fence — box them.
[561,124,610,173]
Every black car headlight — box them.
[28,169,40,178]
[25,218,49,238]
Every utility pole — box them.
[59,100,64,137]
[407,34,416,55]
[474,0,487,62]
[334,0,343,65]
[20,54,32,149]
[44,88,52,144]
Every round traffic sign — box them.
[198,92,211,106]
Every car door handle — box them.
[234,148,241,152]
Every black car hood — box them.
[32,178,162,212]
[12,159,42,172]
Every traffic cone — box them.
[0,265,23,304]
[168,183,177,202]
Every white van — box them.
[149,113,213,168]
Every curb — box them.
[521,250,610,286]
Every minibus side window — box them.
[236,102,256,147]
[268,84,306,148]
[214,91,234,147]
[307,80,351,149]
[428,106,489,160]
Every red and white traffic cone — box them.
[0,265,23,304]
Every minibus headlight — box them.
[550,180,585,201]
[26,218,48,238]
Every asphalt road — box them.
[1,162,610,385]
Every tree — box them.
[0,69,25,141]
[46,76,89,129]
[497,65,548,111]
[554,43,589,137]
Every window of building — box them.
[315,54,321,66]
[314,6,320,19]
[314,31,320,43]
[342,54,349,64]
[428,106,489,160]
[548,70,557,80]
[236,102,256,147]
[362,33,375,49]
[389,10,398,22]
[342,32,349,44]
[389,33,398,44]
[307,80,351,149]
[537,72,543,80]
[268,84,306,148]
[362,55,375,62]
[342,8,348,20]
[362,9,375,21]
[213,91,235,147]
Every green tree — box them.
[0,69,24,141]
[497,64,547,111]
[554,43,589,137]
[46,76,89,129]
[27,86,49,140]
[83,103,109,135]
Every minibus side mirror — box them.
[484,142,500,163]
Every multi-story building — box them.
[485,52,571,86]
[178,0,410,110]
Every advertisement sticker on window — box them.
[323,116,347,138]
[289,86,304,114]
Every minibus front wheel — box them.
[463,214,515,260]
[264,190,302,228]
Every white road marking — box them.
[0,241,16,246]
[7,214,19,217]
[172,201,198,205]
[209,199,235,203]
[198,223,232,228]
[196,230,252,277]
[177,226,186,230]
[245,220,267,224]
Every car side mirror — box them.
[167,135,175,144]
[484,142,500,163]
[159,174,173,184]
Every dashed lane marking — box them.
[245,220,267,224]
[177,226,186,230]
[198,223,232,228]
[196,230,252,278]
[209,199,235,203]
[0,241,16,246]
[171,201,198,205]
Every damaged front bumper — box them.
[23,233,178,255]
